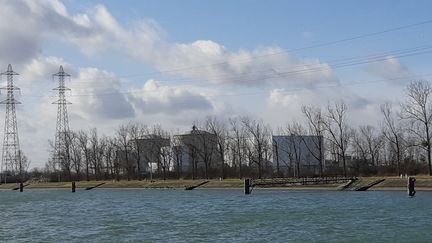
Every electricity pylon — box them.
[53,66,71,170]
[0,64,21,183]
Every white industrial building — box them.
[173,126,221,176]
[135,135,171,173]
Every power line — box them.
[19,44,432,98]
[47,18,432,83]
[5,20,432,100]
[20,73,432,100]
[114,18,432,77]
[202,74,432,99]
[64,43,432,88]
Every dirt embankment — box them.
[0,179,244,190]
[1,176,432,190]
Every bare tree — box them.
[189,143,199,180]
[148,125,171,180]
[159,144,172,180]
[89,128,102,180]
[353,129,368,162]
[48,130,73,181]
[129,123,149,179]
[323,101,352,177]
[76,130,91,181]
[16,150,30,183]
[381,102,405,175]
[69,132,82,180]
[360,125,383,167]
[353,125,384,174]
[177,127,201,180]
[401,80,432,175]
[229,117,247,179]
[107,138,121,181]
[174,122,215,179]
[194,125,217,179]
[172,136,183,179]
[285,122,307,178]
[99,136,113,179]
[206,116,229,179]
[301,105,325,176]
[242,117,271,179]
[115,124,134,180]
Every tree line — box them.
[20,80,432,181]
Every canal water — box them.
[0,189,431,242]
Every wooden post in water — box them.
[408,177,416,197]
[72,181,76,193]
[244,179,251,195]
[19,183,23,192]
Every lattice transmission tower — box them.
[0,64,22,183]
[52,66,71,169]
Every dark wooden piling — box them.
[72,181,76,193]
[408,177,416,197]
[244,179,251,195]
[19,183,23,192]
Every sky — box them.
[1,0,432,168]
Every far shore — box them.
[1,176,432,191]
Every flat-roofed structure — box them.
[135,135,171,173]
[272,135,324,177]
[174,126,221,177]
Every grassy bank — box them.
[0,179,336,190]
[0,179,244,190]
[1,176,432,190]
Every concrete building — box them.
[173,126,221,176]
[272,135,324,177]
[134,135,171,173]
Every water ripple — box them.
[0,189,431,242]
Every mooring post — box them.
[244,178,251,195]
[19,183,23,192]
[72,181,76,193]
[408,177,416,197]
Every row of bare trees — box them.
[41,117,273,181]
[299,80,432,177]
[1,151,31,183]
[36,80,432,181]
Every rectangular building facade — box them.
[272,135,324,177]
[173,127,221,176]
[135,135,171,173]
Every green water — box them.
[0,189,431,242]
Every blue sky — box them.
[1,0,432,167]
[55,0,432,77]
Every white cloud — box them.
[19,56,76,90]
[65,4,165,58]
[128,79,213,115]
[365,56,414,85]
[0,1,338,88]
[269,87,370,110]
[69,68,135,120]
[153,43,338,87]
[0,0,396,168]
[0,0,90,66]
[269,88,297,107]
[267,87,374,126]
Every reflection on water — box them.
[0,189,431,242]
